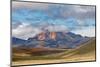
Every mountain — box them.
[12,31,91,48]
[12,37,28,47]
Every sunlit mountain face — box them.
[50,32,56,40]
[37,32,57,41]
[38,32,46,40]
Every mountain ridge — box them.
[12,31,92,48]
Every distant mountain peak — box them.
[12,31,90,48]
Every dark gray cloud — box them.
[12,1,49,11]
[55,5,95,20]
[12,1,95,20]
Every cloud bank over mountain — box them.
[12,1,95,39]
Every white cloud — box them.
[12,23,43,39]
[73,5,95,13]
[12,22,95,39]
[45,25,68,32]
[71,26,95,37]
[12,22,69,39]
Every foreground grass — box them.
[13,55,63,61]
[12,49,67,61]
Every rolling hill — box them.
[59,37,96,58]
[12,37,96,66]
[12,37,96,60]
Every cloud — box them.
[61,5,95,20]
[12,1,96,39]
[12,23,69,39]
[12,22,95,39]
[12,1,95,20]
[12,22,22,29]
[71,26,95,37]
[45,25,68,32]
[12,23,43,39]
[12,1,49,10]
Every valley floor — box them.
[12,38,96,66]
[12,50,95,66]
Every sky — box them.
[12,1,96,39]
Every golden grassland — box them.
[12,38,96,66]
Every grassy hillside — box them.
[55,37,96,62]
[12,38,96,66]
[42,38,96,58]
[12,47,67,61]
[74,38,95,54]
[12,38,96,62]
